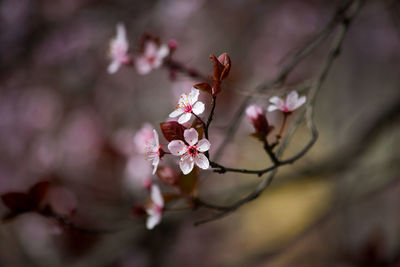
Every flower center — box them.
[183,104,193,113]
[155,204,163,213]
[147,55,156,64]
[187,145,197,156]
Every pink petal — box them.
[179,154,194,175]
[188,88,199,105]
[150,184,164,207]
[192,101,205,115]
[178,113,192,124]
[246,104,263,119]
[197,139,210,152]
[144,41,158,57]
[285,91,299,110]
[194,153,209,170]
[168,140,187,156]
[169,108,184,118]
[135,57,152,75]
[184,128,198,146]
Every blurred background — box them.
[0,0,399,266]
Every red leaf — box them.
[160,121,186,142]
[193,82,212,95]
[29,181,51,205]
[217,53,231,80]
[1,192,34,212]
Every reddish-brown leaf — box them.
[193,82,212,95]
[160,121,186,142]
[28,181,51,204]
[1,192,34,212]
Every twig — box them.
[194,0,363,225]
[212,0,357,162]
[164,58,210,82]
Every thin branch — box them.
[212,0,357,162]
[164,58,210,82]
[194,0,363,225]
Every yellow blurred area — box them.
[222,178,332,261]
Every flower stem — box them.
[276,113,289,140]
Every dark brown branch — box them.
[194,0,363,225]
[212,0,358,162]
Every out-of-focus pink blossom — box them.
[169,87,205,124]
[135,40,169,75]
[108,23,132,74]
[168,128,210,175]
[268,90,306,114]
[146,184,164,230]
[125,155,152,190]
[245,104,263,120]
[133,123,154,154]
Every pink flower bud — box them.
[246,105,273,136]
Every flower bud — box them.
[246,105,273,136]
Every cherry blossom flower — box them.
[146,184,164,230]
[108,23,132,74]
[135,40,169,75]
[169,88,205,124]
[168,128,210,175]
[268,90,306,114]
[145,129,162,175]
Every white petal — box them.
[168,140,187,156]
[269,96,284,108]
[169,108,184,118]
[179,154,194,175]
[178,113,192,124]
[116,23,128,50]
[152,156,159,175]
[267,105,279,112]
[157,44,170,59]
[293,95,306,110]
[152,129,159,147]
[194,153,209,170]
[188,88,200,105]
[146,212,161,230]
[108,60,120,74]
[197,139,210,152]
[135,57,152,75]
[151,185,164,206]
[285,91,299,110]
[184,128,198,146]
[192,101,205,115]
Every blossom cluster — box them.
[108,23,170,75]
[106,23,306,230]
